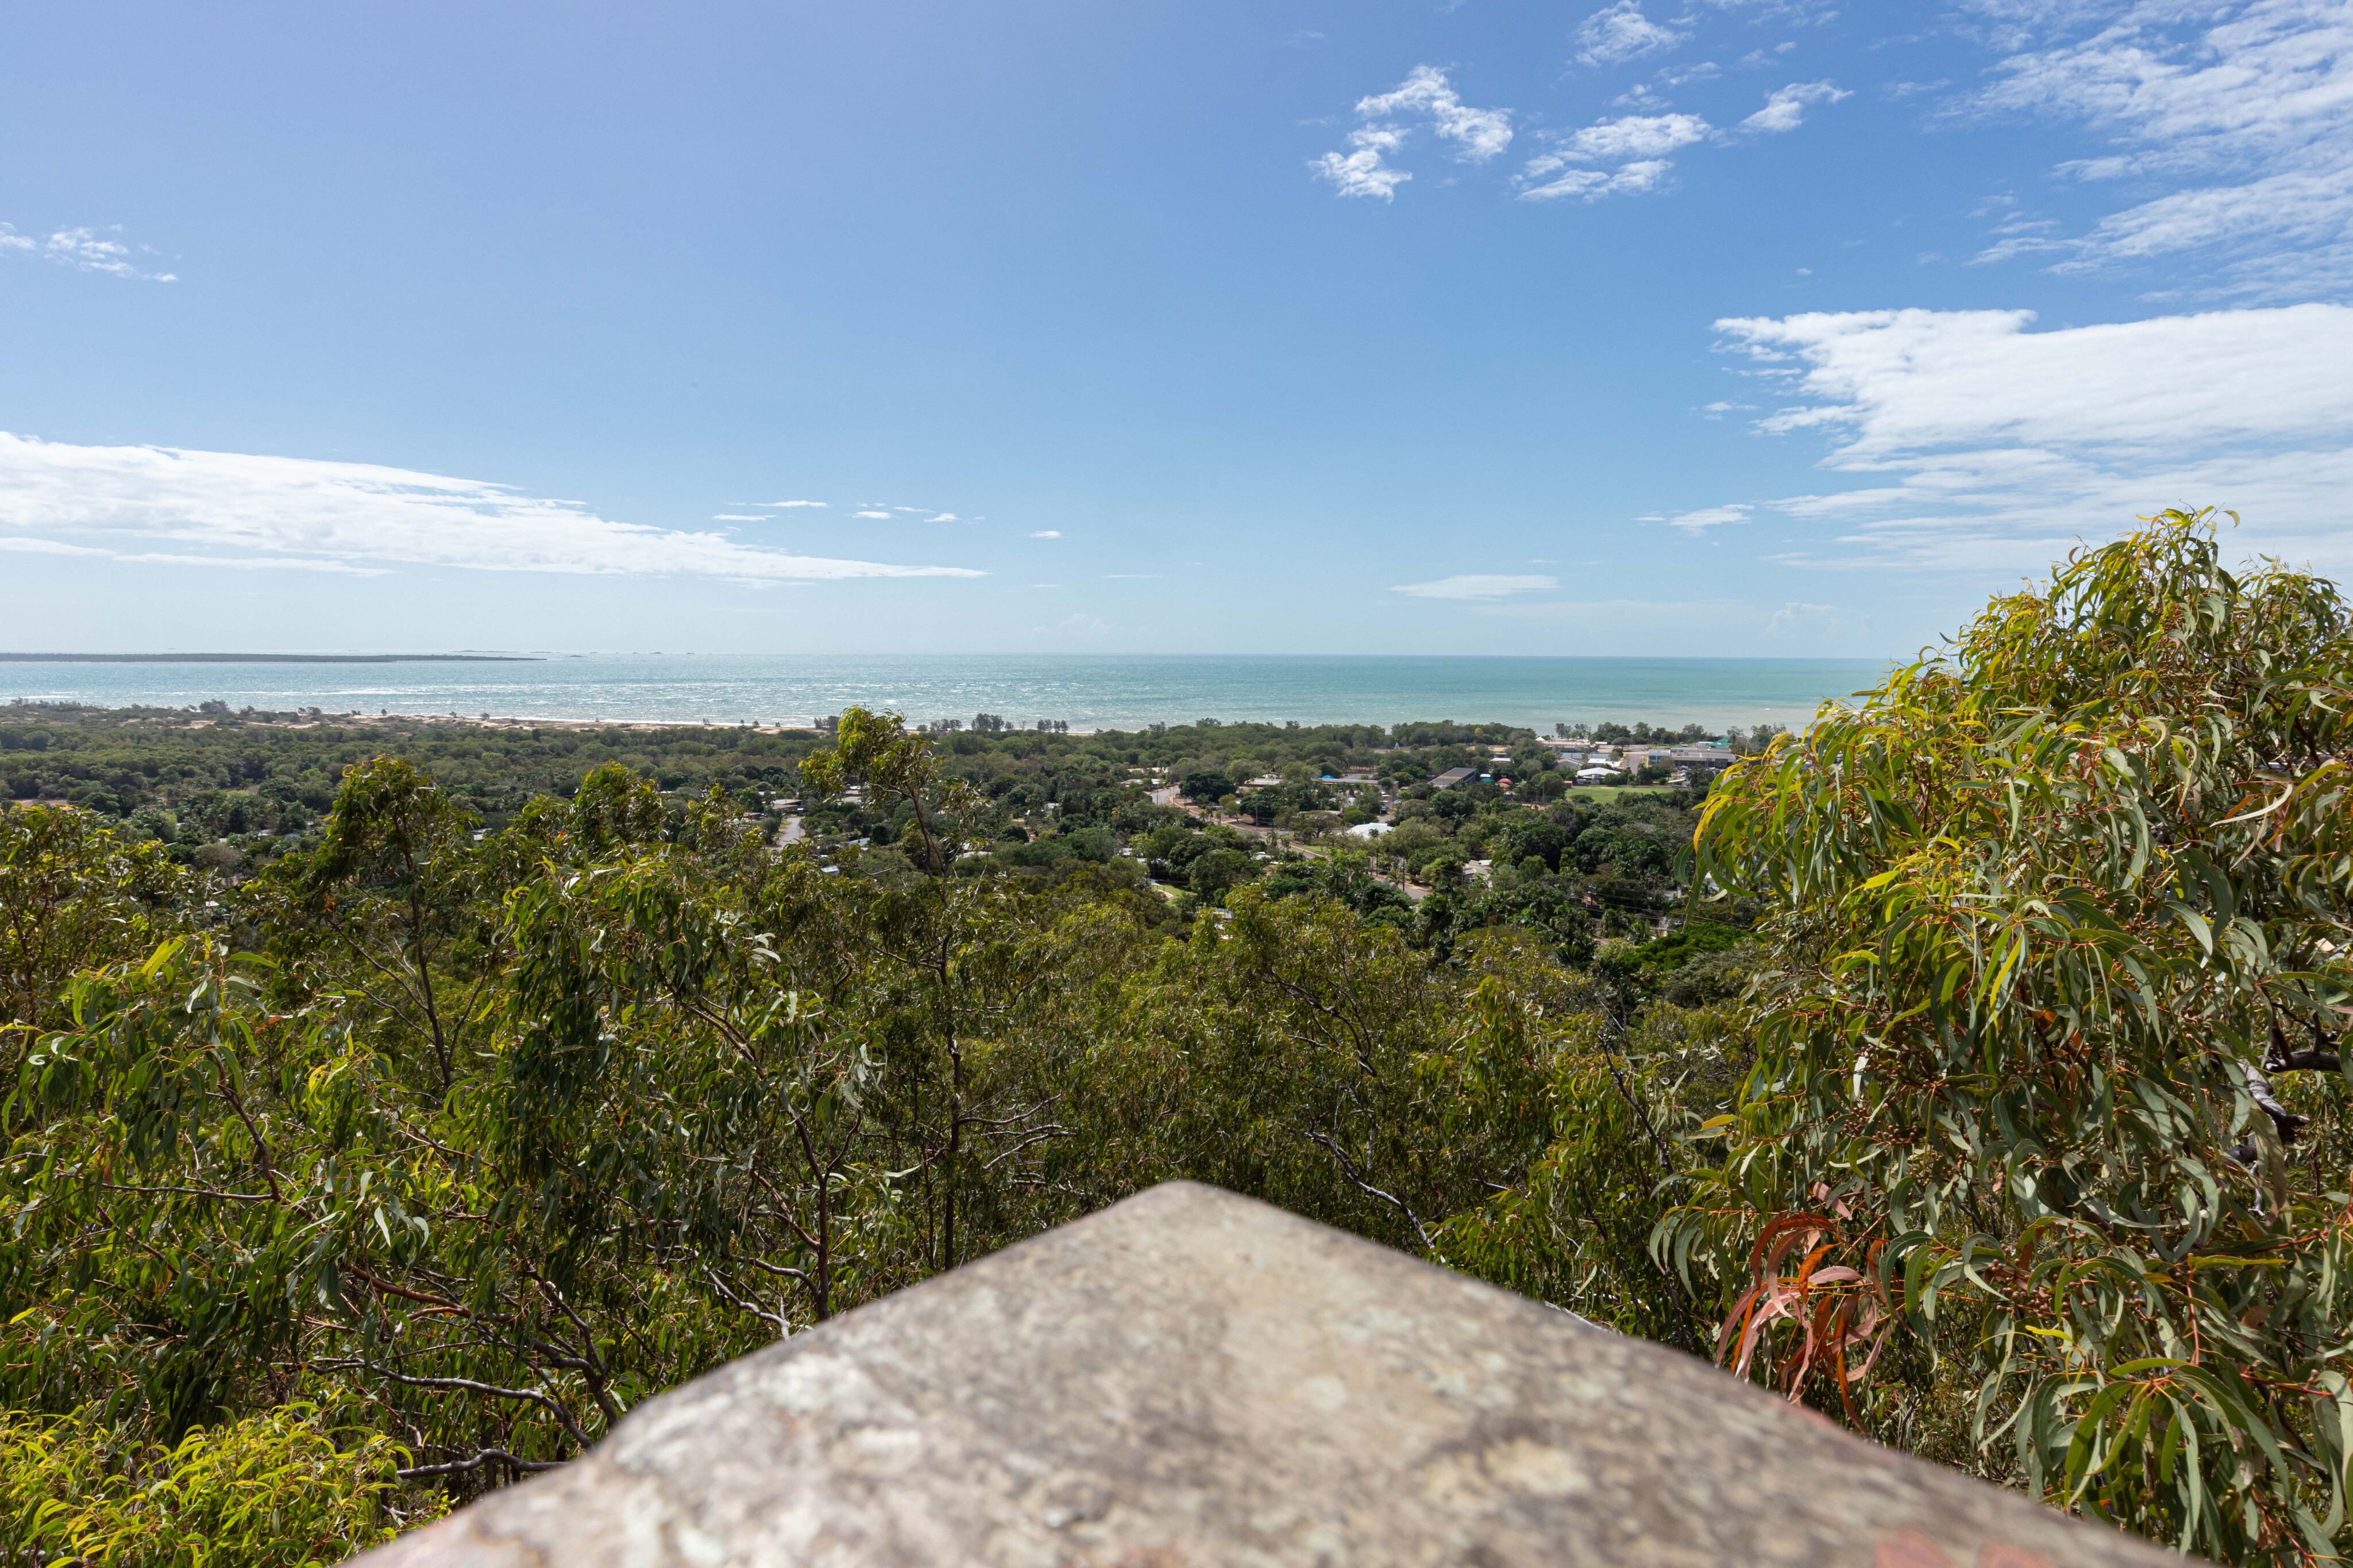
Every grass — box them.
[1559,785,1676,802]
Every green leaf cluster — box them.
[1671,511,2353,1559]
[0,1403,437,1566]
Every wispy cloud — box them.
[1645,503,1753,533]
[0,433,986,584]
[1313,128,1413,200]
[1964,0,2353,299]
[1391,573,1560,599]
[1741,80,1849,133]
[0,223,176,281]
[1691,303,2353,573]
[854,510,893,519]
[1559,112,1715,162]
[765,499,827,508]
[1312,67,1512,202]
[712,513,769,522]
[1519,110,1711,201]
[1660,60,1722,86]
[1029,530,1063,538]
[1519,160,1675,201]
[0,536,383,573]
[1512,78,1840,202]
[1765,601,1854,641]
[1357,65,1515,160]
[1576,2,1689,67]
[1703,0,1837,20]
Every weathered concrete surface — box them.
[357,1182,2175,1568]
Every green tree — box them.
[0,805,186,1034]
[1670,512,2353,1559]
[0,1404,439,1565]
[287,756,488,1094]
[1179,768,1233,804]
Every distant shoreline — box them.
[0,651,1880,731]
[0,653,543,665]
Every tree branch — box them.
[314,1360,591,1450]
[397,1447,566,1481]
[1302,1126,1437,1257]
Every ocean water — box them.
[0,654,1892,732]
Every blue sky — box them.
[3,0,2348,656]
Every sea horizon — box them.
[0,652,1896,733]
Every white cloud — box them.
[1319,48,1827,205]
[1700,303,2353,573]
[1313,128,1413,201]
[1765,601,1850,639]
[1356,66,1515,161]
[1390,573,1560,599]
[712,513,769,522]
[1703,0,1835,17]
[1741,80,1849,133]
[0,224,176,281]
[1029,530,1062,538]
[929,512,959,522]
[1576,2,1689,67]
[766,499,827,508]
[1515,78,1840,202]
[1646,503,1753,533]
[1553,112,1714,161]
[0,433,985,584]
[1722,304,2353,455]
[1313,67,1511,201]
[1660,60,1723,86]
[854,509,893,519]
[1965,0,2353,298]
[1520,159,1675,202]
[0,535,385,573]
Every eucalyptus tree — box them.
[1671,512,2353,1559]
[0,804,186,1034]
[798,706,1075,1270]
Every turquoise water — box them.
[0,654,1891,732]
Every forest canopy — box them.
[2,511,2343,1565]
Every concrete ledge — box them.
[356,1182,2177,1567]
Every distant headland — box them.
[0,653,543,664]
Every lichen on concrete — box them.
[357,1182,2180,1567]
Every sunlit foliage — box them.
[1673,512,2353,1560]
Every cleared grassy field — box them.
[1558,785,1676,803]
